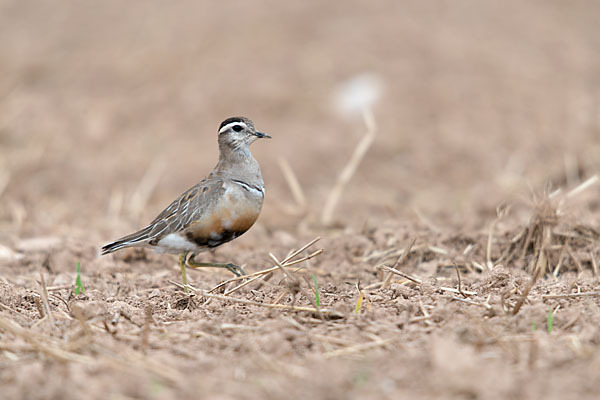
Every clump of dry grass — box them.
[496,176,600,278]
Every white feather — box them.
[156,233,198,253]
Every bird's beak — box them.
[254,131,271,139]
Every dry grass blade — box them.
[412,207,441,233]
[34,297,44,319]
[487,205,509,269]
[552,245,566,278]
[91,343,182,385]
[39,273,55,326]
[324,338,393,358]
[128,158,166,221]
[566,174,598,198]
[321,109,376,226]
[452,262,469,298]
[440,287,477,296]
[198,291,344,318]
[0,316,92,363]
[452,296,492,310]
[207,238,322,293]
[418,298,433,326]
[221,249,322,295]
[381,266,422,285]
[381,238,416,289]
[511,269,540,315]
[0,168,10,198]
[140,305,153,354]
[46,284,74,291]
[542,292,600,299]
[282,236,321,263]
[70,305,92,336]
[271,291,288,305]
[278,157,306,214]
[565,245,584,275]
[269,253,296,282]
[590,252,599,278]
[0,302,23,317]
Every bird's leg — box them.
[179,251,190,293]
[187,254,246,277]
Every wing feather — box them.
[102,177,225,252]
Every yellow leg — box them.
[179,251,189,293]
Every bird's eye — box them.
[232,125,243,132]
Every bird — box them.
[101,116,270,291]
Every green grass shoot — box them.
[74,261,85,295]
[312,274,321,307]
[531,321,537,331]
[547,309,554,333]
[355,291,364,314]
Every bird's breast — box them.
[184,184,263,248]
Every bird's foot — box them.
[225,263,246,277]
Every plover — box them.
[101,117,270,291]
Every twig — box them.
[321,109,376,225]
[39,273,55,326]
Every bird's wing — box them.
[145,177,225,245]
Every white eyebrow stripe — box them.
[219,122,247,134]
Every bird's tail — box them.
[101,226,152,255]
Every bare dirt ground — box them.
[2,1,600,399]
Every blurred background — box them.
[1,0,599,247]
